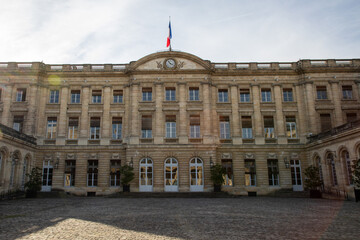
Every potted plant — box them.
[24,167,42,198]
[210,164,226,192]
[120,165,134,192]
[352,159,360,202]
[304,165,322,198]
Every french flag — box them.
[166,20,172,48]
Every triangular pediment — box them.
[129,51,212,72]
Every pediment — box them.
[129,51,212,72]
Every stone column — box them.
[329,80,343,127]
[129,82,140,144]
[79,86,90,145]
[123,84,130,144]
[355,80,360,101]
[211,85,219,143]
[24,84,39,136]
[36,86,48,141]
[295,84,307,143]
[154,82,164,144]
[56,86,69,145]
[202,82,213,144]
[178,82,188,144]
[101,85,111,145]
[1,83,13,126]
[251,84,263,144]
[230,84,241,144]
[273,84,286,144]
[305,81,317,134]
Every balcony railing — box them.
[0,123,37,145]
[308,119,360,142]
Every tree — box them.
[120,165,134,186]
[210,164,226,192]
[304,165,322,191]
[24,167,42,196]
[353,159,360,189]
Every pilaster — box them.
[305,82,317,134]
[79,86,90,145]
[1,84,13,126]
[329,80,343,127]
[129,83,139,144]
[178,82,188,144]
[273,84,286,144]
[251,84,264,144]
[57,86,69,145]
[101,85,111,145]
[202,82,213,144]
[154,82,164,144]
[230,84,242,144]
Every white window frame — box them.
[165,88,176,101]
[220,121,230,139]
[71,91,81,103]
[242,128,253,139]
[286,121,297,139]
[189,88,199,101]
[112,123,122,139]
[218,89,228,102]
[261,89,272,102]
[166,122,176,138]
[141,129,152,138]
[190,125,200,138]
[90,127,100,140]
[49,90,59,103]
[47,119,57,139]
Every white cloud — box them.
[0,0,359,63]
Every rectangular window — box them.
[113,90,123,103]
[16,88,26,102]
[268,159,279,186]
[68,117,79,139]
[218,89,228,102]
[316,86,327,100]
[13,116,24,133]
[320,114,332,132]
[166,115,176,138]
[286,116,297,138]
[261,89,272,102]
[47,117,57,139]
[346,113,357,123]
[165,87,176,101]
[222,159,233,186]
[92,90,102,103]
[264,116,275,138]
[189,115,200,138]
[110,160,121,187]
[71,90,81,103]
[189,87,199,101]
[241,116,253,139]
[142,88,152,101]
[87,160,98,187]
[219,116,230,139]
[141,115,152,138]
[240,89,250,102]
[90,117,100,139]
[112,117,122,139]
[49,90,59,103]
[342,86,353,100]
[245,160,256,186]
[64,160,76,187]
[283,88,293,102]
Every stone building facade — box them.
[0,51,359,197]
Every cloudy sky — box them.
[0,0,359,64]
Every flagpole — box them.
[169,16,172,51]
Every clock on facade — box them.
[165,58,176,69]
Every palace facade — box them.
[0,51,359,198]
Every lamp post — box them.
[284,157,290,169]
[210,157,214,168]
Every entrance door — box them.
[139,158,153,192]
[41,160,53,192]
[190,157,204,192]
[291,159,303,191]
[164,158,178,192]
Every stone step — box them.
[108,192,240,198]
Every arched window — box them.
[139,158,153,192]
[164,158,178,192]
[189,157,204,192]
[341,151,353,185]
[327,153,338,186]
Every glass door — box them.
[190,157,204,192]
[291,159,303,191]
[41,160,53,192]
[139,158,153,192]
[164,158,178,192]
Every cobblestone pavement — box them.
[0,197,359,240]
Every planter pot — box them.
[310,189,322,198]
[355,189,360,202]
[25,191,37,198]
[123,185,130,192]
[214,184,222,192]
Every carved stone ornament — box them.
[267,153,277,159]
[221,153,232,159]
[44,154,53,160]
[245,153,254,159]
[291,153,299,159]
[88,153,98,159]
[112,153,120,159]
[66,153,76,160]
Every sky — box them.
[0,0,359,64]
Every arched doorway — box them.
[164,158,178,192]
[189,157,203,192]
[139,158,153,192]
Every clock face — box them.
[165,58,176,69]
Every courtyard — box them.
[0,196,359,240]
